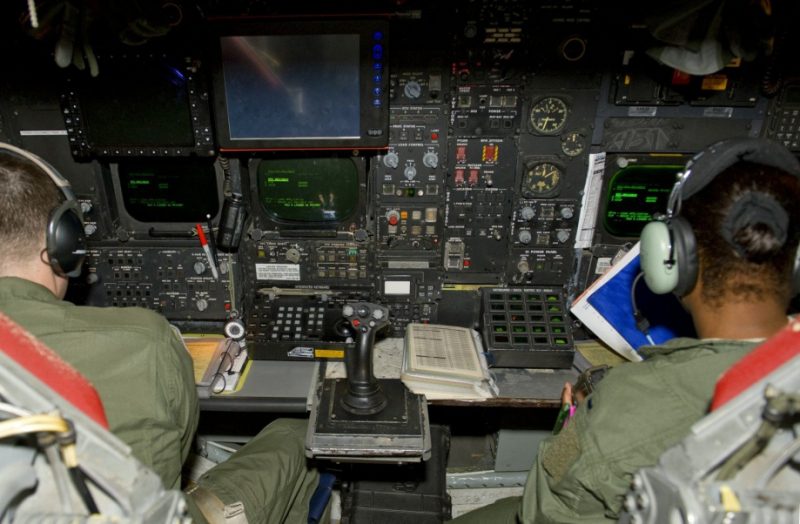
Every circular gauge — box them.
[530,97,569,135]
[522,162,562,197]
[561,131,585,157]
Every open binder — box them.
[183,337,249,398]
[401,324,498,400]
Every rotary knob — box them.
[80,201,93,214]
[343,305,354,317]
[560,207,574,220]
[557,230,570,243]
[422,152,439,169]
[193,261,206,275]
[383,152,399,169]
[404,165,417,180]
[519,206,535,221]
[285,248,301,264]
[83,223,97,236]
[518,230,532,244]
[404,80,422,99]
[195,298,208,312]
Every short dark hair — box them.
[683,161,800,305]
[0,151,62,267]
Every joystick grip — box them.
[340,302,390,415]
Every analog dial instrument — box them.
[522,162,562,197]
[530,97,568,135]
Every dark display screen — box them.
[78,60,194,147]
[604,165,680,238]
[784,85,800,106]
[257,158,359,223]
[119,162,219,222]
[221,34,361,140]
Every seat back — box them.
[0,312,108,428]
[711,319,800,410]
[619,320,800,524]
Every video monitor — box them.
[212,20,389,151]
[602,162,683,239]
[110,160,222,234]
[62,55,215,158]
[249,156,367,233]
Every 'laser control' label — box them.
[255,263,301,281]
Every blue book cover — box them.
[572,243,695,360]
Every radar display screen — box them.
[119,161,219,222]
[221,34,360,140]
[604,165,680,238]
[77,59,194,148]
[257,158,359,223]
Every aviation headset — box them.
[639,137,800,297]
[0,143,86,278]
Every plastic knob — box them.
[557,230,570,243]
[195,298,208,312]
[83,223,97,236]
[80,201,93,214]
[404,80,422,99]
[560,207,574,219]
[193,261,206,275]
[343,305,354,317]
[520,206,535,221]
[518,230,532,244]
[285,248,301,263]
[422,151,439,169]
[404,165,417,180]
[383,152,399,169]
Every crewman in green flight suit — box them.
[451,137,800,523]
[0,143,319,524]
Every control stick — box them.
[340,302,390,415]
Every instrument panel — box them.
[3,0,796,368]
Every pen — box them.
[553,402,576,435]
[206,214,219,267]
[196,223,220,280]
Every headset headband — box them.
[668,137,800,217]
[0,142,86,278]
[0,142,76,199]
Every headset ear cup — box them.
[670,216,698,297]
[640,221,679,294]
[46,203,86,278]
